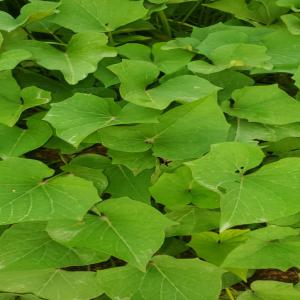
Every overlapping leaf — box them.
[98,255,223,300]
[187,142,300,230]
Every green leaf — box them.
[118,43,151,61]
[187,142,300,230]
[0,157,100,224]
[52,0,148,32]
[222,226,300,270]
[0,72,50,126]
[0,269,103,300]
[293,65,300,88]
[228,119,300,142]
[0,222,107,271]
[0,1,59,32]
[238,280,300,300]
[165,206,220,236]
[281,14,300,35]
[152,42,194,74]
[13,32,116,85]
[100,95,230,160]
[62,154,109,194]
[224,84,300,125]
[150,166,220,209]
[0,119,52,158]
[189,229,249,265]
[98,255,224,300]
[104,166,152,203]
[0,33,32,70]
[109,59,221,109]
[108,150,156,175]
[277,0,300,12]
[45,93,160,146]
[47,197,173,271]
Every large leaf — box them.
[109,59,221,109]
[52,0,148,32]
[44,93,160,146]
[0,269,103,300]
[0,157,99,224]
[187,142,300,230]
[0,119,52,158]
[10,32,116,85]
[100,96,230,160]
[222,225,300,270]
[97,255,223,300]
[47,197,173,271]
[0,222,107,271]
[223,85,300,125]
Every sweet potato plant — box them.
[0,0,300,299]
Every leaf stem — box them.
[226,288,235,300]
[107,31,115,45]
[182,1,200,23]
[158,10,172,38]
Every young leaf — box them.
[52,0,148,32]
[187,142,300,230]
[97,255,224,300]
[0,269,103,300]
[47,197,174,271]
[0,222,108,271]
[0,157,100,224]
